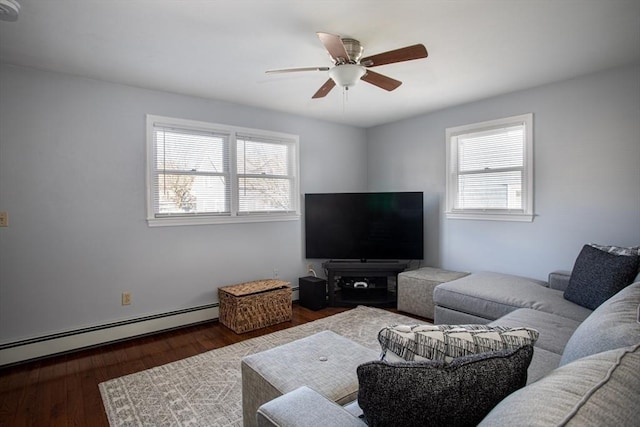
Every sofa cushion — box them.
[560,281,640,366]
[490,308,581,355]
[256,386,364,427]
[433,271,593,322]
[378,324,538,362]
[564,244,639,310]
[434,305,494,325]
[357,345,533,427]
[526,346,562,384]
[478,343,640,427]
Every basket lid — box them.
[220,279,290,297]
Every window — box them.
[146,115,299,226]
[445,113,534,222]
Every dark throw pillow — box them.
[564,244,639,310]
[356,345,534,427]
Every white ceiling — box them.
[1,0,639,128]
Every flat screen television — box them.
[304,192,424,261]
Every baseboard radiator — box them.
[0,304,220,367]
[1,288,300,367]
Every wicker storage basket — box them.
[218,279,292,333]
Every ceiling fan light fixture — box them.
[329,64,366,89]
[267,32,427,99]
[0,0,20,22]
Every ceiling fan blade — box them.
[266,66,330,74]
[317,32,350,63]
[312,79,336,99]
[360,44,428,67]
[361,70,402,91]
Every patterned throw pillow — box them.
[357,345,534,427]
[589,243,640,257]
[378,324,539,362]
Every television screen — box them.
[304,192,424,261]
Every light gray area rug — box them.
[99,306,419,426]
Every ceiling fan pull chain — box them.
[342,86,348,113]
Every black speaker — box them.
[299,276,327,310]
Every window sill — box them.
[147,213,300,227]
[445,211,534,222]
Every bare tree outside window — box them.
[237,139,293,212]
[158,169,197,213]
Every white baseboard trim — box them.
[0,289,300,367]
[0,304,219,367]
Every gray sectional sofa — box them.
[255,263,640,425]
[434,270,593,383]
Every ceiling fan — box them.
[266,32,428,99]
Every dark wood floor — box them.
[0,304,354,427]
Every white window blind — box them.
[446,114,534,222]
[457,125,524,210]
[237,136,296,214]
[146,115,300,226]
[153,126,230,216]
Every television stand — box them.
[323,260,409,307]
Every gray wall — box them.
[2,62,639,345]
[367,64,640,280]
[0,64,368,343]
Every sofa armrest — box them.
[548,270,572,291]
[256,386,365,427]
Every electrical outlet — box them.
[122,292,132,305]
[0,211,8,227]
[273,268,279,279]
[307,263,314,273]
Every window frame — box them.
[146,115,300,227]
[445,113,534,222]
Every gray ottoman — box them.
[397,267,468,319]
[240,330,378,427]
